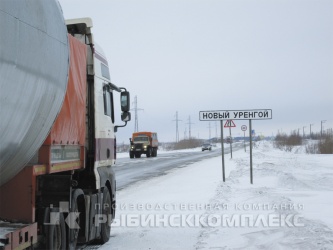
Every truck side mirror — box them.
[121,111,131,122]
[115,89,131,133]
[121,91,130,112]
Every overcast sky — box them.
[58,0,332,143]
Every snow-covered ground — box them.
[101,141,333,250]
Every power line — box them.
[172,111,182,142]
[131,95,144,132]
[186,115,195,139]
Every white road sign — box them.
[199,109,272,121]
[241,125,247,131]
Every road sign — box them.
[199,109,272,121]
[199,108,273,185]
[224,120,236,128]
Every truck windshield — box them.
[134,136,148,142]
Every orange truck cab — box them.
[129,132,158,158]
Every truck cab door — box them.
[95,84,115,167]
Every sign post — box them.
[224,120,235,159]
[220,120,225,182]
[199,109,272,184]
[229,127,232,158]
[249,120,253,184]
[241,125,247,152]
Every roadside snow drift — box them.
[101,141,333,250]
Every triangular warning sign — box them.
[224,120,236,128]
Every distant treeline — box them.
[274,130,333,154]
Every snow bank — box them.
[101,141,333,250]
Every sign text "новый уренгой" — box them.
[199,109,272,121]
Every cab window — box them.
[101,63,110,80]
[103,85,115,123]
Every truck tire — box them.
[100,188,112,243]
[153,148,157,157]
[68,189,84,250]
[44,207,66,250]
[130,152,134,158]
[49,209,66,250]
[146,148,151,158]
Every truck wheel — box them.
[68,189,84,250]
[130,152,134,158]
[146,148,151,158]
[50,209,66,250]
[100,188,112,243]
[44,207,66,250]
[153,148,157,157]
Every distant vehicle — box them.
[130,132,158,158]
[226,136,233,144]
[202,143,212,151]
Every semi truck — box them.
[0,1,130,249]
[129,132,158,158]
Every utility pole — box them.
[172,111,182,142]
[321,120,326,139]
[310,123,314,139]
[303,126,306,138]
[186,116,194,139]
[131,95,144,132]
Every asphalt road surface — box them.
[114,143,245,190]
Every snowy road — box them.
[114,143,244,190]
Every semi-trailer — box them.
[0,1,130,249]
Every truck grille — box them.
[134,143,143,150]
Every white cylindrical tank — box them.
[0,0,70,186]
